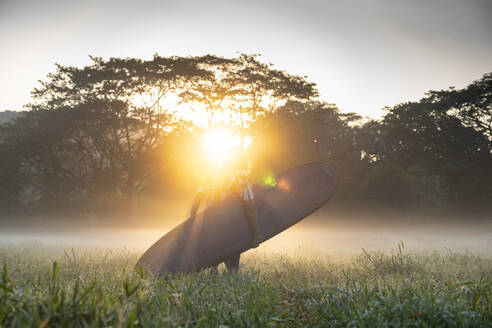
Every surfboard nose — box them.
[254,162,337,236]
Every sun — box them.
[202,128,252,168]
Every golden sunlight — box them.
[202,128,252,168]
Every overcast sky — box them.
[1,0,491,118]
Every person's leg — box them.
[224,253,241,271]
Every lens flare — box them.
[278,179,291,191]
[202,128,251,168]
[263,175,277,187]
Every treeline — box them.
[0,54,490,221]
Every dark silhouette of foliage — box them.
[0,55,319,216]
[179,54,318,131]
[365,162,416,207]
[0,56,491,219]
[425,73,492,140]
[3,55,210,214]
[362,73,492,208]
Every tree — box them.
[5,55,208,215]
[0,111,21,124]
[251,100,368,203]
[179,54,318,142]
[364,74,492,208]
[365,162,416,208]
[425,72,492,140]
[165,55,321,189]
[0,139,23,214]
[3,54,321,216]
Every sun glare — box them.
[202,128,252,168]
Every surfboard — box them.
[136,162,336,276]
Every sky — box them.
[1,0,491,119]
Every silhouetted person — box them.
[189,145,261,271]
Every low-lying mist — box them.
[1,211,491,256]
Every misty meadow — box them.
[1,0,492,327]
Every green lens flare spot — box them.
[263,175,277,187]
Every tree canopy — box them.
[0,54,490,220]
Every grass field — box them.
[0,243,491,327]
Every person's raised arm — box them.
[189,186,204,219]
